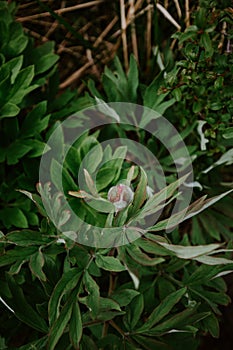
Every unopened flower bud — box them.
[108,184,134,212]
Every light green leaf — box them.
[9,65,35,104]
[194,255,233,265]
[83,168,98,197]
[0,102,20,118]
[35,53,59,74]
[156,242,221,259]
[82,142,103,174]
[95,97,120,122]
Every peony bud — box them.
[108,184,134,212]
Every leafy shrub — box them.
[1,155,233,349]
[0,1,233,350]
[0,1,60,230]
[160,0,233,244]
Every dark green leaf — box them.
[49,268,82,325]
[29,250,46,281]
[69,302,82,349]
[95,255,126,272]
[83,271,100,318]
[7,275,48,333]
[137,288,187,332]
[111,289,140,307]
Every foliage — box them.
[0,1,233,350]
[0,0,58,230]
[1,161,233,349]
[164,2,233,157]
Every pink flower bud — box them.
[108,184,134,212]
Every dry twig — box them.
[146,0,152,68]
[59,61,93,89]
[94,16,118,47]
[128,0,139,62]
[17,0,105,22]
[173,0,182,19]
[120,0,129,71]
[185,0,190,27]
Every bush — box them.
[0,1,233,349]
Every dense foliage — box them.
[0,1,233,349]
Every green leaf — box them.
[7,275,48,333]
[69,301,82,349]
[147,309,210,335]
[20,101,49,137]
[99,297,121,311]
[143,70,165,109]
[49,268,82,325]
[96,166,118,192]
[6,22,28,56]
[133,335,169,350]
[82,142,103,174]
[137,288,187,332]
[80,296,121,312]
[127,54,139,102]
[126,244,165,266]
[194,255,233,265]
[6,140,32,165]
[29,250,46,281]
[83,271,100,318]
[95,255,126,272]
[111,289,140,307]
[127,294,144,329]
[35,53,59,74]
[9,259,26,275]
[95,97,120,121]
[26,139,50,158]
[83,168,98,197]
[15,336,48,350]
[135,237,169,256]
[130,173,189,225]
[8,55,24,83]
[202,314,219,338]
[200,32,213,57]
[0,102,20,118]
[0,246,38,267]
[50,158,78,193]
[48,290,76,350]
[223,127,233,139]
[9,65,35,104]
[6,230,49,246]
[131,167,147,213]
[149,189,233,231]
[1,208,28,228]
[17,190,47,216]
[156,242,221,259]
